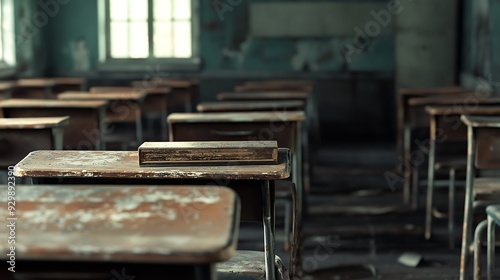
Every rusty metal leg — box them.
[487,216,495,280]
[425,116,436,240]
[449,168,456,250]
[460,126,477,280]
[262,181,276,280]
[290,182,299,280]
[474,220,487,280]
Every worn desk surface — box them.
[0,81,15,91]
[0,116,69,129]
[197,100,305,112]
[461,115,500,128]
[132,80,193,89]
[425,105,500,116]
[90,86,172,95]
[217,91,310,101]
[400,86,466,96]
[0,99,108,108]
[58,92,146,101]
[408,94,500,106]
[0,185,239,263]
[15,79,56,88]
[51,77,86,86]
[169,111,306,123]
[14,148,290,180]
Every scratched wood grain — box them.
[14,148,291,180]
[0,185,239,263]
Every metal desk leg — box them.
[425,115,437,240]
[262,181,276,280]
[474,220,487,280]
[403,114,412,204]
[487,216,495,280]
[449,168,456,249]
[460,126,477,280]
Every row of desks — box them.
[398,86,500,280]
[1,79,316,280]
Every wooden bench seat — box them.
[0,99,107,150]
[0,185,239,280]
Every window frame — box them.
[98,0,200,72]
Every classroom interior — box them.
[0,0,498,279]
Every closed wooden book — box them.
[138,141,278,166]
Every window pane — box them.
[110,0,129,20]
[129,0,148,21]
[154,0,172,20]
[110,22,129,58]
[129,22,149,58]
[173,0,191,20]
[154,22,173,57]
[173,21,191,58]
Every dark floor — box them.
[238,144,498,279]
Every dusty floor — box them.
[238,144,498,279]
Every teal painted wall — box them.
[490,0,500,84]
[40,0,394,75]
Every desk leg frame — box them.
[262,181,276,280]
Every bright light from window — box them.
[109,0,192,59]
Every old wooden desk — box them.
[12,79,57,99]
[0,99,107,150]
[58,92,146,148]
[132,79,196,113]
[90,86,173,140]
[0,185,239,280]
[197,100,305,113]
[0,117,69,170]
[0,81,15,102]
[459,115,500,280]
[424,106,500,247]
[168,112,305,278]
[217,91,310,102]
[401,92,494,207]
[14,148,291,280]
[235,80,313,93]
[52,77,86,94]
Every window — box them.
[0,0,15,70]
[99,0,199,70]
